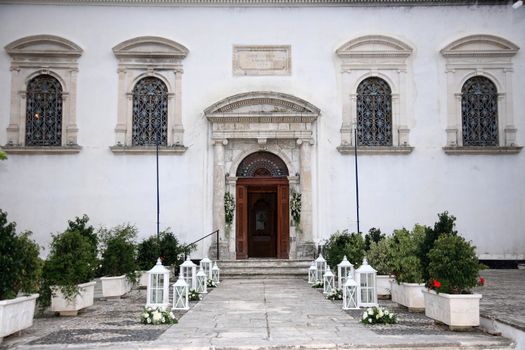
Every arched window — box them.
[236,151,289,177]
[25,74,63,146]
[461,76,498,147]
[132,77,168,146]
[356,77,392,146]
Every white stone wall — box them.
[0,3,523,259]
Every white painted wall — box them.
[0,3,523,259]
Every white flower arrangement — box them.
[290,191,302,225]
[188,288,202,301]
[207,279,218,288]
[326,288,343,301]
[224,192,235,225]
[361,306,397,325]
[141,306,177,325]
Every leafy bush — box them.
[99,224,139,282]
[0,210,42,300]
[390,226,425,284]
[367,236,394,275]
[0,150,7,160]
[420,211,457,281]
[324,229,365,268]
[427,234,481,294]
[66,214,98,259]
[136,229,194,271]
[364,227,385,252]
[39,225,98,310]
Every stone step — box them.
[218,259,312,268]
[218,259,311,279]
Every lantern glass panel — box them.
[343,285,357,309]
[212,269,219,284]
[173,285,188,310]
[308,266,317,284]
[150,274,165,304]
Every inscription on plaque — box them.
[233,45,291,76]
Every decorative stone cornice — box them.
[336,35,413,59]
[5,34,83,59]
[0,0,508,6]
[441,35,519,58]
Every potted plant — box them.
[136,229,193,288]
[324,229,365,269]
[39,215,98,316]
[367,236,394,299]
[390,225,426,311]
[423,234,483,330]
[99,224,139,298]
[0,210,42,342]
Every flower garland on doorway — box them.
[224,192,235,225]
[290,191,302,227]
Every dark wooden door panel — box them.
[236,185,248,259]
[248,192,277,258]
[277,185,289,259]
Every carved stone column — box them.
[210,139,229,260]
[297,138,316,258]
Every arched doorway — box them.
[235,151,289,259]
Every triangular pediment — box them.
[441,35,519,58]
[336,35,412,58]
[205,92,320,122]
[5,34,82,58]
[113,36,188,59]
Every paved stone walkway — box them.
[1,272,520,350]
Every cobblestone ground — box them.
[474,269,525,330]
[0,288,200,349]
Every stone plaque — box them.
[233,45,291,76]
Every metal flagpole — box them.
[156,129,160,256]
[354,127,360,234]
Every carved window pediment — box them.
[5,34,83,60]
[441,35,519,58]
[113,36,189,61]
[336,35,413,59]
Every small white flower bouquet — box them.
[207,279,218,288]
[141,306,177,325]
[361,306,397,325]
[326,288,343,301]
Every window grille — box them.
[356,77,392,146]
[132,77,168,146]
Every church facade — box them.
[0,0,523,262]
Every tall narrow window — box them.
[25,74,63,146]
[461,76,498,147]
[356,77,392,146]
[132,77,168,146]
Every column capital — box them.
[213,138,228,146]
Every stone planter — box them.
[390,281,425,311]
[423,289,482,330]
[136,271,148,289]
[100,275,132,298]
[0,294,39,343]
[376,275,394,299]
[51,281,96,316]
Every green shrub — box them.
[136,229,194,271]
[324,229,365,268]
[66,214,98,259]
[427,234,481,294]
[367,236,394,275]
[0,150,7,160]
[419,211,457,281]
[0,210,42,300]
[364,227,385,252]
[99,224,139,282]
[390,226,425,284]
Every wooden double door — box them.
[236,177,289,259]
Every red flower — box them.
[479,277,485,286]
[433,279,441,289]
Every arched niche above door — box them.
[236,151,289,177]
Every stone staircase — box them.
[218,259,311,279]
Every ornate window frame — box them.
[110,36,189,154]
[441,34,521,154]
[3,35,82,154]
[336,35,414,155]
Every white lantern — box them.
[337,255,354,289]
[172,274,189,310]
[323,266,335,295]
[342,274,359,310]
[315,254,327,283]
[180,256,197,290]
[355,258,378,308]
[200,256,213,280]
[146,258,170,309]
[212,262,220,284]
[308,263,317,284]
[196,266,207,294]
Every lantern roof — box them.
[181,257,197,267]
[309,264,317,271]
[344,276,358,287]
[355,258,377,274]
[315,254,326,262]
[212,262,220,270]
[324,267,334,277]
[175,274,188,287]
[197,267,206,276]
[147,258,170,274]
[338,255,353,267]
[201,256,212,264]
